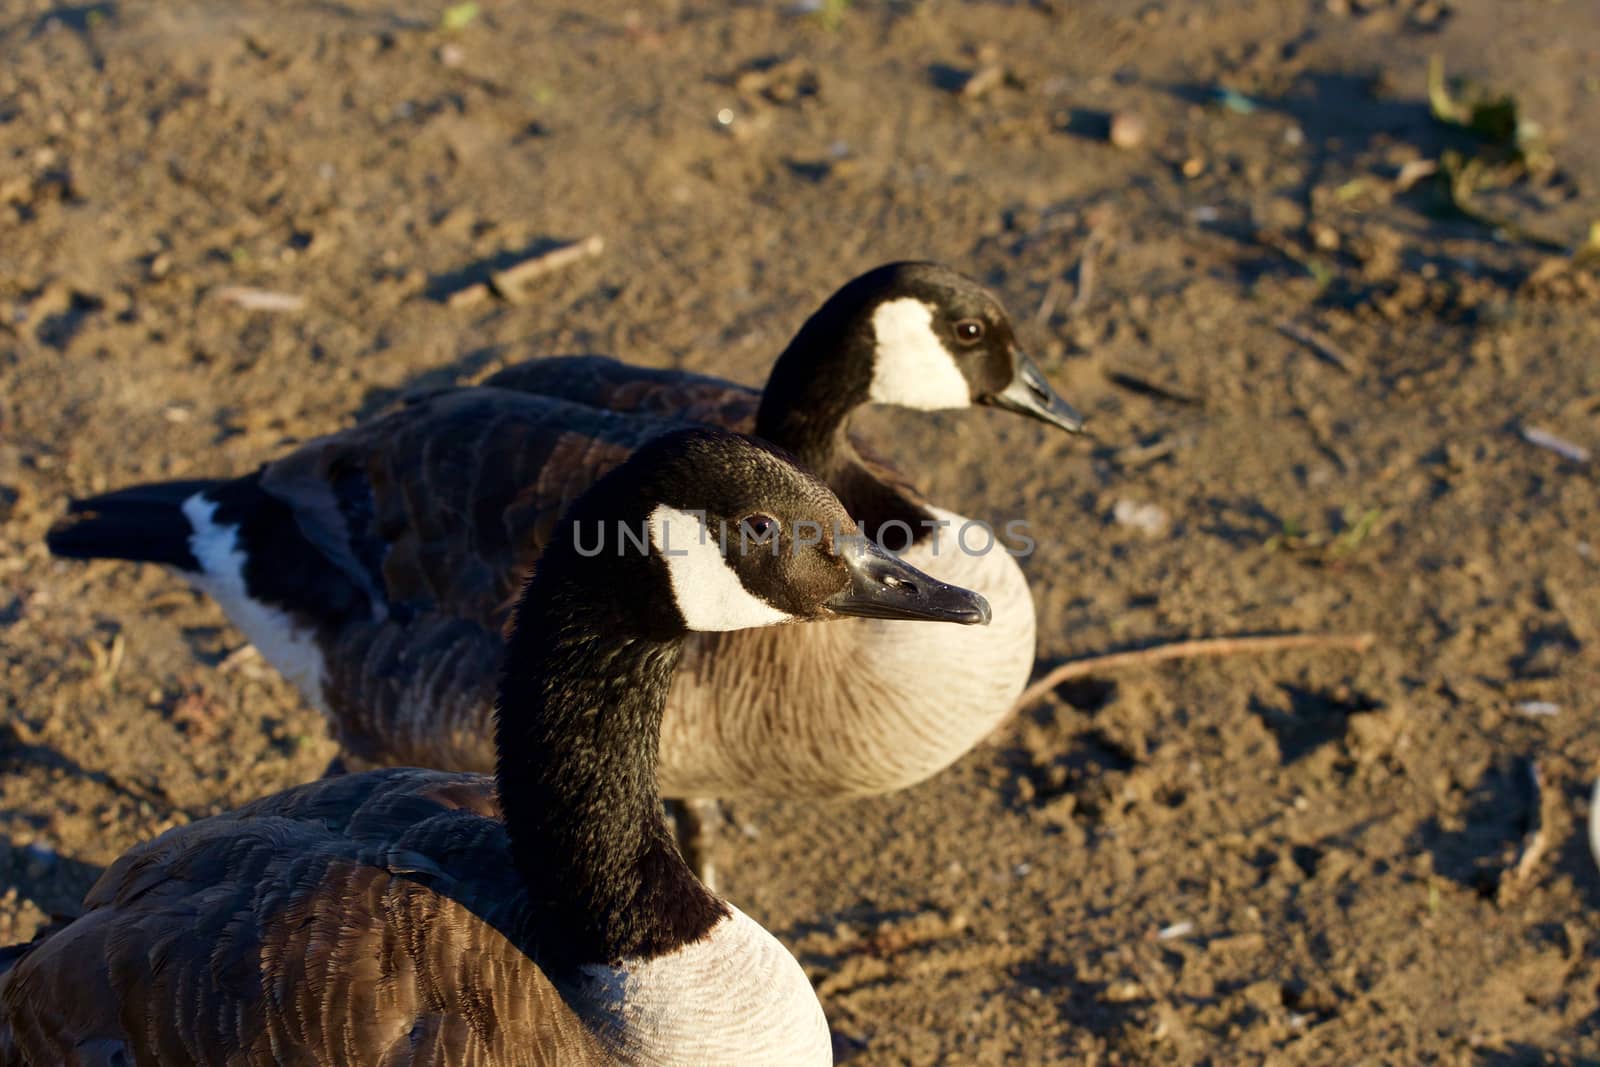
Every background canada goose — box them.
[45,262,1078,813]
[484,262,1083,797]
[2,428,989,1066]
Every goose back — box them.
[235,389,685,767]
[257,388,677,627]
[482,356,762,429]
[0,770,608,1066]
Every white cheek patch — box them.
[648,505,793,633]
[867,297,973,411]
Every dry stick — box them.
[1014,631,1377,711]
[1509,759,1547,886]
[1034,276,1065,326]
[1276,319,1356,374]
[217,644,264,673]
[1068,231,1102,317]
[214,286,306,313]
[490,235,604,301]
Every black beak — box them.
[985,350,1086,434]
[824,537,991,625]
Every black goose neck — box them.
[753,283,879,473]
[494,539,726,972]
[754,283,936,547]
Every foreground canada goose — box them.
[46,263,1081,811]
[2,428,989,1066]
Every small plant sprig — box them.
[1265,506,1386,556]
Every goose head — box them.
[570,427,993,636]
[757,261,1086,452]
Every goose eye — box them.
[739,514,777,542]
[954,319,985,344]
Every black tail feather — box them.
[46,480,223,571]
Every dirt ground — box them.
[2,0,1598,1062]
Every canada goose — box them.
[2,428,989,1066]
[47,263,1080,811]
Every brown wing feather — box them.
[204,368,925,779]
[243,388,691,771]
[259,388,675,627]
[322,611,503,771]
[481,355,762,433]
[0,770,607,1066]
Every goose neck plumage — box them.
[494,528,726,973]
[753,285,942,547]
[753,334,867,478]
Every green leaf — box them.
[440,2,481,31]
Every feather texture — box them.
[8,429,852,1066]
[0,770,609,1066]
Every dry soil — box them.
[2,0,1599,1063]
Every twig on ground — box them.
[1069,216,1114,317]
[85,632,125,691]
[1103,369,1203,408]
[490,235,604,302]
[1068,238,1098,317]
[1394,158,1440,193]
[217,645,263,673]
[1114,433,1191,469]
[214,287,306,313]
[1275,319,1356,374]
[1521,426,1591,464]
[1015,631,1377,711]
[1507,759,1547,889]
[1034,277,1065,326]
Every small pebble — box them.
[1515,701,1561,717]
[1108,112,1147,149]
[960,64,1005,99]
[1113,499,1169,536]
[1103,980,1144,1002]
